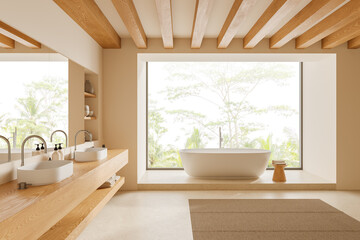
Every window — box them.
[147,62,301,169]
[0,61,68,150]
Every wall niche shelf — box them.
[84,92,96,98]
[84,72,99,142]
[84,116,96,120]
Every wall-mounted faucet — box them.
[219,127,223,149]
[21,135,47,167]
[0,135,11,162]
[50,130,68,147]
[74,130,92,158]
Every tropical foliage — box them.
[148,62,300,168]
[0,77,68,149]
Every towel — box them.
[98,174,120,189]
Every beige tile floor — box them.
[78,190,360,240]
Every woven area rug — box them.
[189,199,360,240]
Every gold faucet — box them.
[0,135,11,162]
[50,130,68,147]
[21,135,47,167]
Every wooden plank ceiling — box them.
[111,0,147,48]
[155,0,173,49]
[191,0,214,48]
[52,0,360,50]
[0,21,41,49]
[54,0,121,48]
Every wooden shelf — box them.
[39,177,125,240]
[84,92,96,98]
[84,116,96,120]
[0,149,128,239]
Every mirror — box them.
[0,53,68,163]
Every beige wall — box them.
[103,38,360,190]
[303,58,336,182]
[68,60,85,146]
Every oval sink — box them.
[17,160,73,186]
[75,148,107,162]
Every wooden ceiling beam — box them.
[155,0,173,49]
[270,0,346,49]
[0,33,14,49]
[322,18,360,48]
[54,0,121,48]
[244,0,299,49]
[0,21,41,49]
[348,35,360,49]
[217,0,258,49]
[191,0,214,49]
[112,0,147,49]
[296,0,360,49]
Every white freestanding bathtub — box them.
[179,148,271,179]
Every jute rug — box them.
[189,199,360,240]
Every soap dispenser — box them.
[33,144,41,156]
[40,143,45,153]
[52,144,61,161]
[58,143,64,160]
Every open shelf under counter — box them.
[39,177,125,240]
[0,149,128,240]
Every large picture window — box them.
[0,61,68,150]
[147,62,301,169]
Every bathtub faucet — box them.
[219,127,223,148]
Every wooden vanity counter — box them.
[0,149,128,240]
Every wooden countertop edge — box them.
[39,177,125,240]
[0,149,128,240]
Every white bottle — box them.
[40,143,45,154]
[52,144,61,161]
[32,144,41,156]
[58,143,64,160]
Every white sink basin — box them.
[75,148,107,162]
[17,160,73,186]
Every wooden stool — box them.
[272,164,287,182]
